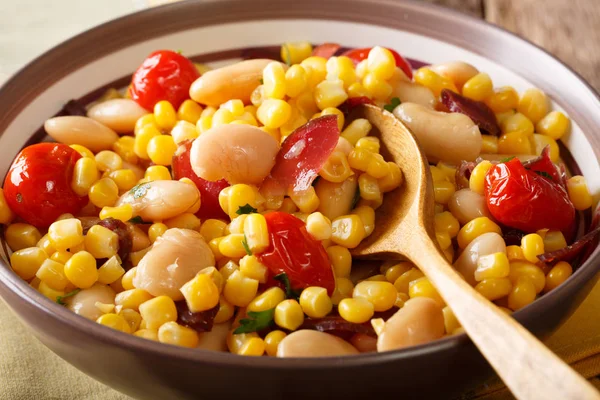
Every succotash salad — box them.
[1,42,597,358]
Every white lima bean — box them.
[87,99,148,134]
[315,175,358,220]
[377,297,445,352]
[65,283,116,321]
[133,228,215,301]
[453,232,506,286]
[448,189,491,225]
[389,67,436,109]
[189,59,278,107]
[116,180,200,222]
[276,330,359,357]
[393,103,482,164]
[189,124,279,185]
[44,116,119,153]
[196,322,231,351]
[429,61,479,89]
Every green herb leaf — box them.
[236,204,258,215]
[499,156,516,163]
[233,308,275,334]
[534,170,554,180]
[383,97,401,113]
[351,187,361,210]
[130,182,151,199]
[273,273,301,301]
[176,49,183,54]
[282,44,292,66]
[56,289,81,305]
[128,216,146,224]
[259,78,264,84]
[242,234,252,256]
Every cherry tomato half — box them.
[484,158,575,234]
[257,211,335,295]
[311,43,342,59]
[3,143,88,228]
[129,50,200,111]
[342,47,413,79]
[172,140,229,220]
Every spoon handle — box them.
[407,234,599,400]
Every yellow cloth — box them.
[2,280,600,399]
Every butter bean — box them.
[429,61,479,89]
[377,297,445,352]
[197,322,231,352]
[454,232,506,286]
[87,99,148,134]
[393,103,481,164]
[315,175,358,220]
[44,116,119,152]
[391,81,437,109]
[133,228,215,301]
[448,189,491,225]
[277,330,359,357]
[66,283,116,321]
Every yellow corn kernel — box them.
[153,100,177,131]
[130,225,151,252]
[97,313,130,333]
[319,151,353,183]
[115,288,154,311]
[481,135,499,154]
[518,88,549,124]
[36,234,56,256]
[235,111,258,126]
[143,166,172,183]
[382,262,413,283]
[355,137,379,153]
[107,169,138,192]
[366,153,390,179]
[134,124,161,160]
[228,215,247,235]
[469,160,493,195]
[219,185,254,218]
[430,166,447,183]
[475,277,512,300]
[393,268,425,294]
[95,301,116,315]
[351,206,374,238]
[496,110,515,126]
[198,219,226,242]
[536,111,570,140]
[342,118,372,146]
[256,99,292,129]
[506,245,525,261]
[434,211,460,238]
[237,337,266,356]
[331,215,366,249]
[218,234,248,258]
[238,255,267,284]
[70,144,95,159]
[263,62,287,100]
[338,297,374,324]
[474,252,510,282]
[326,56,357,89]
[139,295,177,330]
[37,280,64,301]
[264,330,286,357]
[208,237,225,262]
[358,173,381,202]
[498,131,533,154]
[223,270,259,307]
[279,108,308,138]
[50,251,72,264]
[284,64,309,98]
[320,107,345,131]
[146,135,176,166]
[179,273,220,313]
[500,112,534,136]
[119,308,142,332]
[176,100,202,124]
[314,79,348,110]
[366,274,387,282]
[99,204,133,223]
[212,297,235,324]
[274,299,305,330]
[64,251,98,289]
[89,178,119,208]
[436,231,451,250]
[457,217,502,249]
[378,162,403,193]
[544,261,573,292]
[300,212,331,242]
[485,86,519,113]
[47,219,83,252]
[543,231,567,253]
[158,321,199,348]
[408,277,444,306]
[566,175,593,210]
[243,213,269,253]
[171,120,199,145]
[111,136,138,164]
[533,136,560,165]
[35,259,68,290]
[362,73,392,100]
[301,56,327,87]
[0,189,14,224]
[97,256,125,284]
[148,223,168,243]
[331,277,354,305]
[288,187,318,214]
[348,148,372,173]
[117,267,136,291]
[433,180,456,205]
[71,157,100,197]
[134,329,159,341]
[462,72,493,101]
[353,281,397,312]
[414,67,458,97]
[367,46,396,80]
[281,41,312,65]
[508,277,536,311]
[84,225,119,259]
[325,245,351,278]
[442,306,461,334]
[95,150,123,172]
[196,115,213,134]
[134,113,158,134]
[247,287,286,312]
[299,286,333,318]
[521,234,545,264]
[348,82,370,98]
[509,261,546,294]
[164,213,201,231]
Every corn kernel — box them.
[84,224,119,259]
[112,136,138,164]
[119,308,142,332]
[518,88,549,123]
[508,277,536,311]
[325,245,351,278]
[223,270,259,307]
[263,62,287,100]
[256,99,292,129]
[366,153,390,179]
[509,261,546,294]
[469,160,493,195]
[239,255,268,284]
[94,150,122,172]
[196,115,213,134]
[393,268,425,294]
[319,151,353,183]
[382,262,413,283]
[198,219,226,242]
[95,302,115,315]
[36,234,56,256]
[331,215,366,249]
[148,223,168,243]
[485,86,519,113]
[47,219,83,252]
[154,100,177,130]
[408,277,444,306]
[146,135,177,166]
[414,67,458,97]
[97,256,125,284]
[338,297,374,324]
[5,223,40,252]
[281,41,312,65]
[350,206,374,238]
[164,213,201,231]
[436,231,451,250]
[496,110,515,126]
[474,252,510,282]
[71,157,100,197]
[120,267,137,291]
[264,330,286,356]
[158,321,199,348]
[457,217,502,249]
[434,212,460,238]
[70,144,95,159]
[544,261,573,292]
[353,280,397,312]
[343,120,372,148]
[331,277,354,305]
[115,288,153,311]
[237,337,266,356]
[177,99,203,123]
[521,234,545,264]
[536,111,570,140]
[301,56,327,88]
[475,277,512,300]
[0,188,14,224]
[367,46,396,80]
[314,79,348,110]
[326,56,357,89]
[481,135,499,154]
[348,82,370,98]
[214,298,235,323]
[180,273,220,312]
[35,258,68,290]
[37,280,64,301]
[566,176,593,210]
[289,187,320,214]
[139,295,177,330]
[378,162,403,193]
[134,114,158,135]
[50,251,72,265]
[218,234,248,258]
[99,204,133,223]
[171,120,199,145]
[501,112,534,136]
[443,306,461,334]
[531,134,559,162]
[89,178,119,208]
[363,73,392,100]
[274,299,305,330]
[134,124,161,160]
[243,213,269,253]
[284,65,309,98]
[247,287,286,312]
[209,237,225,261]
[498,131,533,154]
[97,313,130,333]
[506,245,525,261]
[543,231,567,253]
[433,180,456,205]
[64,251,98,289]
[462,73,493,101]
[134,329,159,341]
[107,169,137,192]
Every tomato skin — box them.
[129,50,200,111]
[3,143,88,228]
[311,43,342,59]
[484,158,575,234]
[257,212,335,295]
[342,47,413,79]
[172,141,229,220]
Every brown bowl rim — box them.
[1,0,600,370]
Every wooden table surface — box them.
[427,0,600,91]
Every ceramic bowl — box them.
[1,0,599,398]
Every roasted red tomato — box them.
[484,158,575,234]
[261,115,339,196]
[129,50,200,111]
[3,143,88,228]
[172,141,229,220]
[342,47,413,79]
[311,43,342,59]
[257,212,335,295]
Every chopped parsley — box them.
[259,78,264,84]
[236,204,258,215]
[242,234,252,256]
[176,49,183,54]
[274,273,301,301]
[130,182,151,199]
[128,216,146,224]
[233,308,275,334]
[56,289,81,305]
[383,97,401,113]
[499,156,516,163]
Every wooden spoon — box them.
[351,104,600,400]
